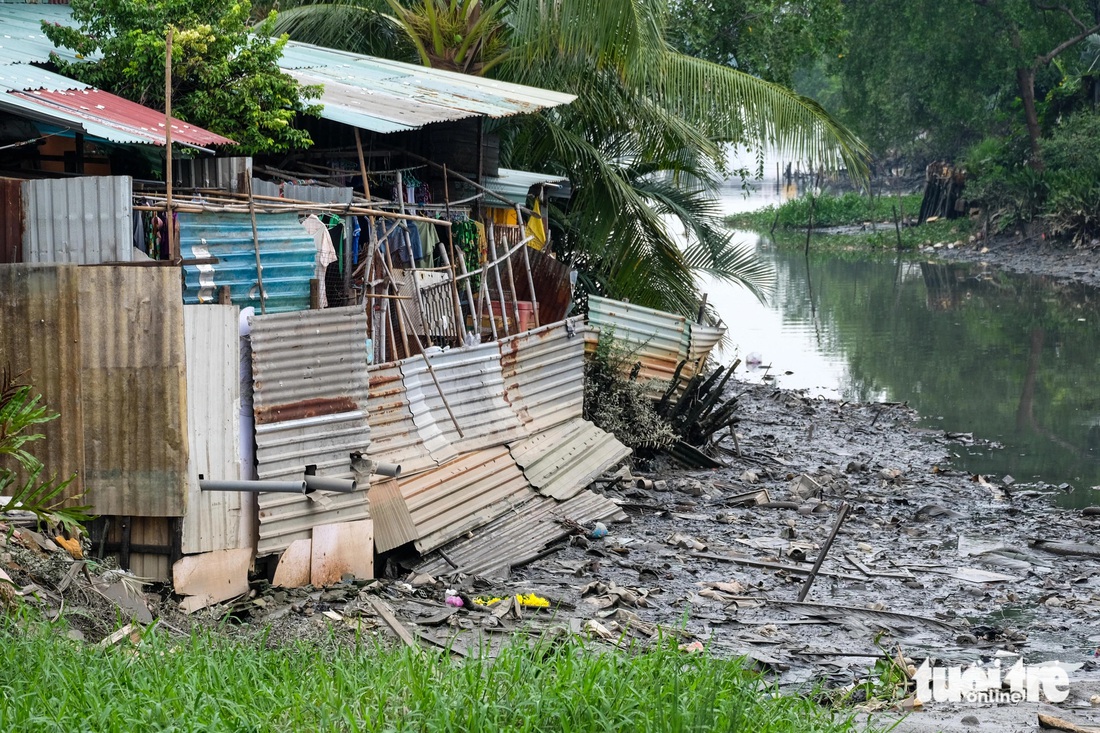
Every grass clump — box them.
[727,192,925,231]
[583,333,676,450]
[0,618,879,732]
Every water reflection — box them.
[704,182,1100,503]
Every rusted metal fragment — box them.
[254,396,359,425]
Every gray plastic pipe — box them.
[200,479,307,493]
[373,462,401,478]
[304,476,357,493]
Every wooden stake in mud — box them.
[797,501,850,602]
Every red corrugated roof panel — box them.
[11,87,235,147]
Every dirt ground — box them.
[3,236,1100,732]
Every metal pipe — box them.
[200,479,306,493]
[304,475,357,493]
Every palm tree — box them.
[271,0,869,314]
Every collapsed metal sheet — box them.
[249,307,372,556]
[400,342,527,456]
[365,362,452,476]
[397,446,535,554]
[499,317,586,432]
[415,490,628,578]
[509,418,631,501]
[182,305,247,554]
[587,295,690,391]
[688,323,726,367]
[78,267,188,516]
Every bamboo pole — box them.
[516,203,540,328]
[500,226,523,332]
[164,29,176,261]
[486,223,510,336]
[354,128,372,202]
[244,173,267,315]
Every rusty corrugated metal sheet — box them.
[182,305,248,555]
[509,418,630,501]
[499,317,585,432]
[22,176,133,264]
[415,490,627,578]
[249,306,373,556]
[9,89,234,147]
[365,362,452,476]
[397,446,536,554]
[0,264,85,504]
[0,178,22,263]
[78,267,188,516]
[401,343,527,455]
[279,42,575,134]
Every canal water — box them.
[703,177,1100,507]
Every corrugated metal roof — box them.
[499,317,585,433]
[365,362,453,476]
[483,168,570,206]
[182,305,249,555]
[509,418,630,501]
[415,490,628,578]
[0,4,232,148]
[249,306,373,556]
[179,211,316,314]
[9,88,234,147]
[78,267,188,517]
[401,343,528,455]
[22,176,132,264]
[0,4,83,67]
[397,446,536,554]
[280,41,575,134]
[0,264,85,506]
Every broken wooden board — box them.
[1038,714,1100,733]
[365,595,419,649]
[173,547,251,614]
[310,520,373,587]
[369,478,418,553]
[273,538,312,588]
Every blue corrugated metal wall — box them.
[179,212,316,313]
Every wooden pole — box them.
[797,502,850,602]
[486,223,510,336]
[354,128,372,202]
[244,174,267,315]
[516,203,540,329]
[164,28,176,261]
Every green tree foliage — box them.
[666,0,845,87]
[43,0,321,154]
[837,0,1100,166]
[0,373,90,534]
[273,0,869,315]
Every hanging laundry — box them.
[415,221,440,267]
[301,214,338,307]
[525,199,547,250]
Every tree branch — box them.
[1038,21,1100,64]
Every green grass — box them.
[727,192,926,231]
[0,617,879,732]
[726,192,976,255]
